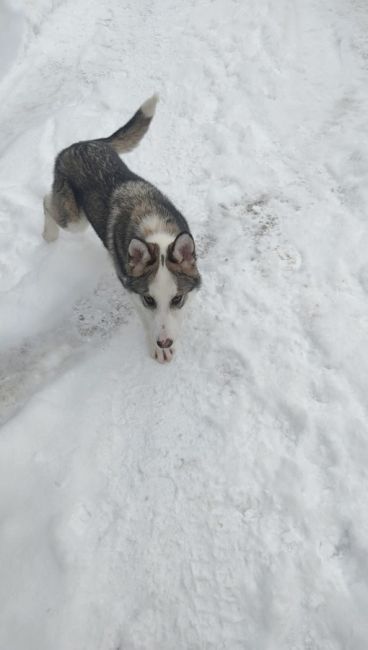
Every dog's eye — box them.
[142,295,156,308]
[171,294,183,308]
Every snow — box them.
[1,0,368,648]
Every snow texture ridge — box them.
[1,0,368,648]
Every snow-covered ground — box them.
[1,0,368,648]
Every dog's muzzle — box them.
[157,338,173,349]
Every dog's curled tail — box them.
[103,94,159,154]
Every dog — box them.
[43,95,201,363]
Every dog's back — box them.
[54,141,139,241]
[43,95,159,242]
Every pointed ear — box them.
[170,232,196,267]
[167,232,201,287]
[128,238,159,277]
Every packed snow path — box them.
[1,0,368,648]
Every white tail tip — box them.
[141,93,159,118]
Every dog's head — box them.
[127,231,201,360]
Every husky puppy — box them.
[43,95,201,363]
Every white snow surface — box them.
[1,0,368,648]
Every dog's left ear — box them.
[128,238,159,277]
[167,232,198,276]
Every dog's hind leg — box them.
[43,178,88,242]
[43,193,60,242]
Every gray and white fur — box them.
[43,95,201,362]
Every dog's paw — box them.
[42,227,59,243]
[42,217,59,242]
[151,345,175,364]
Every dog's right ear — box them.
[167,232,199,278]
[128,238,159,277]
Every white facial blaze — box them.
[143,231,185,346]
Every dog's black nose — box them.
[157,338,173,349]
